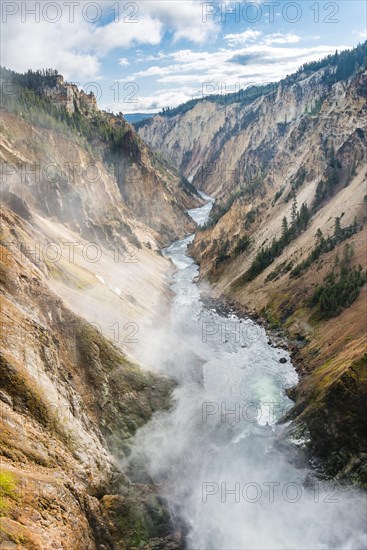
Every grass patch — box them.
[0,471,18,514]
[46,260,93,290]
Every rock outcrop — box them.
[42,73,98,115]
[0,67,200,249]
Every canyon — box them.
[138,45,367,485]
[1,44,367,549]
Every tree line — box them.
[241,195,310,283]
[291,217,359,278]
[311,243,367,319]
[0,67,141,162]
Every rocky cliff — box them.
[138,44,367,484]
[0,69,197,547]
[0,205,183,548]
[1,67,200,249]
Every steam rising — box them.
[128,195,367,549]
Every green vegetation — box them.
[291,217,359,278]
[310,243,367,319]
[308,97,324,116]
[4,67,60,90]
[292,352,367,485]
[291,166,307,193]
[0,354,54,429]
[212,233,251,270]
[239,196,310,283]
[243,173,266,198]
[212,238,230,266]
[272,187,284,205]
[0,471,17,513]
[265,260,293,282]
[0,67,142,161]
[244,207,257,229]
[179,175,198,197]
[283,41,367,86]
[204,190,260,231]
[234,235,251,254]
[314,143,342,208]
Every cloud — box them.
[1,18,101,79]
[1,0,361,112]
[105,85,201,113]
[225,30,262,46]
[0,0,218,81]
[129,43,348,84]
[225,31,301,47]
[1,10,162,80]
[229,53,270,65]
[120,42,351,112]
[264,33,301,45]
[141,0,219,43]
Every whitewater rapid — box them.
[129,193,367,550]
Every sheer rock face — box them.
[139,68,365,197]
[0,109,198,249]
[42,74,98,115]
[140,67,367,483]
[0,74,194,547]
[0,70,200,250]
[0,206,184,549]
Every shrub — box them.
[0,471,17,513]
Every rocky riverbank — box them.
[198,290,367,487]
[199,292,308,377]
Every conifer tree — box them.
[291,194,298,229]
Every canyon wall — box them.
[0,69,197,547]
[139,52,367,483]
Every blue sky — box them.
[2,1,366,112]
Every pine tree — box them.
[315,228,324,247]
[329,143,336,168]
[291,194,298,229]
[299,202,310,230]
[315,180,326,204]
[281,216,289,239]
[334,216,342,240]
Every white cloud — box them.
[92,16,163,54]
[1,11,162,80]
[225,30,262,46]
[225,31,301,47]
[264,33,301,45]
[105,85,201,113]
[1,0,361,114]
[121,42,352,112]
[1,18,101,79]
[0,0,218,80]
[140,0,219,43]
[129,43,346,84]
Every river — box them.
[129,193,367,549]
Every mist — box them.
[126,196,367,550]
